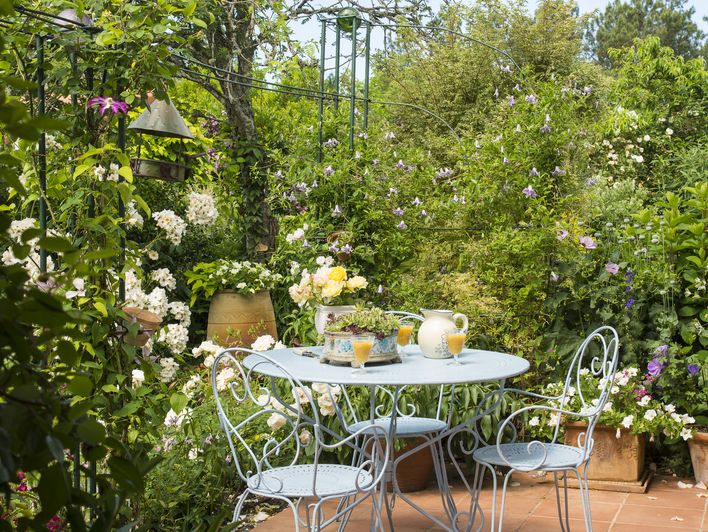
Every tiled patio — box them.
[253,474,708,531]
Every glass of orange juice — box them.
[351,334,375,374]
[445,329,466,365]
[396,320,414,356]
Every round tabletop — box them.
[243,345,529,386]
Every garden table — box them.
[244,345,529,531]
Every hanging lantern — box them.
[54,9,93,29]
[128,99,195,182]
[336,7,361,33]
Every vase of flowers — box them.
[185,260,282,347]
[288,258,368,334]
[528,366,695,483]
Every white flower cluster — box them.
[131,369,145,388]
[285,224,309,244]
[151,268,176,291]
[2,218,57,282]
[152,209,187,246]
[181,374,202,398]
[158,323,190,355]
[192,340,222,369]
[251,334,286,352]
[168,301,191,327]
[126,201,144,228]
[186,191,218,226]
[164,407,192,427]
[159,356,180,383]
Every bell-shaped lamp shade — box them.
[55,8,93,29]
[128,100,194,140]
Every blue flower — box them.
[647,357,663,377]
[625,298,635,309]
[551,166,566,176]
[393,207,405,217]
[525,94,538,104]
[529,167,540,177]
[397,221,407,230]
[323,166,334,176]
[688,363,700,376]
[508,96,516,107]
[540,124,552,133]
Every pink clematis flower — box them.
[605,262,619,275]
[87,96,128,115]
[579,236,597,250]
[556,229,569,241]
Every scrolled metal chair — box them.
[212,348,390,530]
[469,326,620,532]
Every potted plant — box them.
[528,366,695,483]
[288,256,368,333]
[185,259,282,347]
[322,307,400,366]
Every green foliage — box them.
[585,0,706,67]
[326,307,400,336]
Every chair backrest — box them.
[549,326,620,455]
[211,348,321,487]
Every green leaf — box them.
[170,392,188,414]
[73,164,90,178]
[38,463,70,517]
[93,300,108,317]
[77,418,106,445]
[679,306,699,317]
[67,376,93,397]
[37,236,74,253]
[108,456,144,493]
[95,31,118,46]
[113,401,141,417]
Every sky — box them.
[290,0,708,77]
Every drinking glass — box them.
[445,329,466,365]
[396,320,414,356]
[351,334,375,375]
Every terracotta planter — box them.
[122,307,161,347]
[389,438,435,493]
[207,290,277,347]
[564,422,645,482]
[688,430,708,484]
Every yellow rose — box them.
[328,266,347,281]
[321,280,345,299]
[346,275,368,291]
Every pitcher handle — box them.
[453,313,468,333]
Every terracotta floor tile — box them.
[531,498,621,521]
[610,525,699,532]
[614,503,704,528]
[519,516,611,532]
[626,490,708,510]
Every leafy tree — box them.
[176,0,430,255]
[585,0,706,67]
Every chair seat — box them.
[473,442,585,470]
[347,416,447,436]
[247,464,373,497]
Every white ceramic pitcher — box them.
[418,309,469,359]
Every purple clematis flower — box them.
[579,236,597,249]
[323,166,334,176]
[605,262,619,275]
[396,160,405,169]
[654,344,668,356]
[508,96,516,107]
[688,363,700,376]
[556,229,569,240]
[397,221,407,230]
[393,207,405,216]
[522,185,537,198]
[551,166,566,176]
[647,357,663,377]
[87,96,128,115]
[525,94,538,104]
[529,167,540,177]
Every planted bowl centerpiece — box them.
[288,256,368,334]
[322,307,400,367]
[185,259,282,347]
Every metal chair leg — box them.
[553,471,571,532]
[231,489,249,523]
[497,468,515,532]
[574,465,593,532]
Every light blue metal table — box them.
[244,345,529,531]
